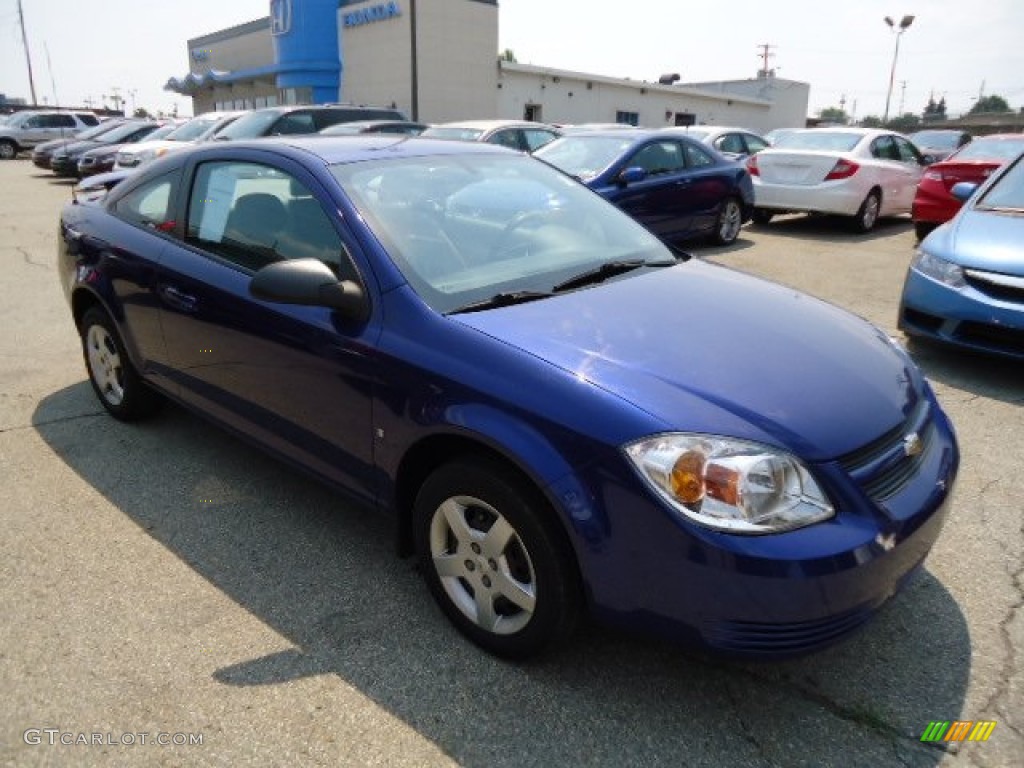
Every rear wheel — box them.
[712,197,743,245]
[750,208,774,226]
[0,140,17,160]
[414,458,581,659]
[851,190,881,233]
[81,306,161,421]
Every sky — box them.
[1,0,1022,121]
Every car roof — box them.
[430,120,555,130]
[185,135,519,166]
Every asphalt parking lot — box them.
[1,158,1020,768]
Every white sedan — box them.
[746,127,929,232]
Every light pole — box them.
[883,14,915,125]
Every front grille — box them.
[838,397,932,502]
[964,270,1024,304]
[704,603,878,654]
[954,322,1024,356]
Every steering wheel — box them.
[489,209,565,259]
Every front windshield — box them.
[773,131,863,152]
[952,138,1024,162]
[420,126,485,142]
[332,153,671,313]
[977,155,1024,211]
[166,116,220,142]
[534,135,636,180]
[97,122,154,143]
[910,131,960,149]
[142,123,178,142]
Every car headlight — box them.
[912,248,965,289]
[624,434,834,534]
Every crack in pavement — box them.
[0,410,104,434]
[17,246,50,269]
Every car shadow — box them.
[33,384,970,767]
[749,214,913,244]
[904,337,1024,406]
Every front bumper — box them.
[900,266,1024,359]
[557,391,958,657]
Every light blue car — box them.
[899,149,1024,359]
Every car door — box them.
[155,152,380,501]
[598,139,697,239]
[891,136,926,212]
[869,135,913,213]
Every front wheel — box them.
[712,197,743,245]
[0,140,17,160]
[851,191,881,233]
[414,458,581,659]
[81,306,162,421]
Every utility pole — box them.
[756,43,776,76]
[898,80,907,115]
[17,0,39,105]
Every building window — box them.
[673,112,696,127]
[615,111,639,126]
[524,104,542,122]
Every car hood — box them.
[926,208,1024,275]
[118,139,186,155]
[456,261,921,460]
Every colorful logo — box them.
[270,0,292,36]
[920,721,997,743]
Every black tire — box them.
[850,190,881,233]
[914,221,936,241]
[80,306,161,421]
[712,197,743,245]
[413,457,582,659]
[0,140,17,161]
[750,208,774,226]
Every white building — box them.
[166,0,808,131]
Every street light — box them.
[883,14,915,125]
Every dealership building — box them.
[165,0,809,131]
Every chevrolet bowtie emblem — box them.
[903,432,923,457]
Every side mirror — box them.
[250,258,369,322]
[950,181,979,203]
[921,154,937,166]
[618,166,647,185]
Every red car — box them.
[912,133,1024,239]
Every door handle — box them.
[159,285,198,312]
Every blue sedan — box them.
[899,150,1024,359]
[534,129,753,245]
[59,137,957,659]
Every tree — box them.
[500,48,517,63]
[886,112,921,133]
[969,94,1010,114]
[817,107,848,124]
[922,96,946,121]
[133,107,151,118]
[859,115,883,128]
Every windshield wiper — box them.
[450,290,553,314]
[552,258,676,293]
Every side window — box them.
[46,114,76,128]
[683,142,715,168]
[894,137,922,164]
[185,161,354,277]
[745,134,769,154]
[112,172,177,231]
[630,141,685,175]
[490,130,524,151]
[22,115,44,129]
[77,114,99,126]
[523,129,558,152]
[871,136,898,161]
[270,112,317,135]
[715,134,746,155]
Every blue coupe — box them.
[534,129,753,245]
[59,137,957,659]
[900,150,1024,359]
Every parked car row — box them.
[1,109,100,160]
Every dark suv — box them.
[214,105,407,141]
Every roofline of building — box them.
[498,61,773,107]
[189,17,270,48]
